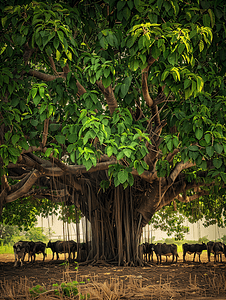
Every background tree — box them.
[0,0,226,265]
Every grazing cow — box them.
[154,243,178,264]
[182,243,207,263]
[29,242,46,262]
[141,242,155,262]
[207,241,225,263]
[47,240,77,260]
[13,241,34,267]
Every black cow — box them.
[154,243,178,264]
[47,240,77,260]
[29,242,46,262]
[182,243,207,263]
[13,241,34,267]
[141,242,155,262]
[207,241,226,263]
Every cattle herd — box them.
[141,241,226,264]
[13,240,226,267]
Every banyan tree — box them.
[1,0,226,265]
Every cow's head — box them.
[47,240,52,248]
[14,242,24,252]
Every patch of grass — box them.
[0,244,14,254]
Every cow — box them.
[154,243,178,264]
[182,243,207,263]
[207,241,226,263]
[47,240,77,261]
[13,241,34,267]
[141,242,155,262]
[29,242,46,262]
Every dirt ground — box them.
[0,252,226,299]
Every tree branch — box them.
[176,191,209,203]
[166,149,180,162]
[42,118,49,147]
[96,81,118,115]
[5,170,41,203]
[27,69,87,97]
[48,56,58,75]
[141,56,156,107]
[170,161,196,182]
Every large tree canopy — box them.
[0,0,226,264]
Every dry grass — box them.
[0,270,226,300]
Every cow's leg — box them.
[56,252,59,260]
[183,252,186,262]
[193,252,196,262]
[208,252,211,262]
[14,250,18,267]
[43,252,46,261]
[198,253,201,263]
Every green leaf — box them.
[123,149,132,158]
[152,44,161,59]
[53,37,60,49]
[67,144,75,153]
[166,139,173,152]
[203,14,210,27]
[168,52,177,65]
[70,151,75,163]
[107,146,113,157]
[204,134,211,144]
[117,151,124,160]
[56,135,66,144]
[39,86,45,98]
[11,134,20,145]
[213,158,222,169]
[30,119,39,126]
[128,173,134,186]
[220,172,226,183]
[57,31,64,43]
[83,159,93,171]
[33,95,41,106]
[136,163,144,175]
[206,146,214,157]
[214,143,223,154]
[184,79,191,89]
[45,148,53,157]
[8,146,20,157]
[189,145,199,151]
[114,176,121,187]
[195,128,203,140]
[178,43,185,55]
[102,76,111,88]
[118,170,128,184]
[68,133,77,143]
[56,49,61,61]
[31,87,38,99]
[18,139,29,150]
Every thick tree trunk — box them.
[77,183,144,266]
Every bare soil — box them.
[0,253,226,299]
